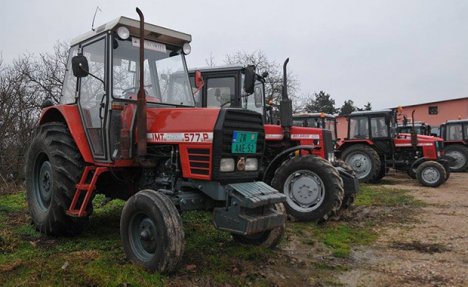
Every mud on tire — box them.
[25,122,90,236]
[271,156,344,222]
[121,189,184,273]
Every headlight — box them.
[220,158,235,172]
[116,26,130,40]
[437,151,441,158]
[182,43,191,55]
[245,158,258,171]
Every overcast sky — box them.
[1,0,467,109]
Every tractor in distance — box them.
[25,8,287,273]
[397,121,433,136]
[292,112,338,143]
[188,61,359,220]
[335,109,451,187]
[439,119,468,171]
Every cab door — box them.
[78,36,109,161]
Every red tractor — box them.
[293,113,338,142]
[25,9,287,273]
[439,119,468,171]
[189,61,359,220]
[335,110,451,187]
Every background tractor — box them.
[439,119,468,171]
[25,9,287,273]
[336,109,450,187]
[189,61,359,219]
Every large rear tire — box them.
[121,189,184,273]
[341,144,383,183]
[25,123,90,236]
[231,203,286,248]
[416,161,447,187]
[271,156,344,222]
[332,160,357,210]
[444,145,468,172]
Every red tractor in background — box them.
[293,112,338,143]
[439,119,468,171]
[335,109,451,187]
[25,9,287,273]
[189,60,359,220]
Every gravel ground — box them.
[338,171,468,287]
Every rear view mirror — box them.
[243,65,256,94]
[72,55,89,78]
[194,70,204,90]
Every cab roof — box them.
[188,65,246,74]
[446,119,468,124]
[349,109,393,117]
[71,16,191,47]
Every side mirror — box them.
[194,70,204,90]
[72,55,89,77]
[243,65,256,95]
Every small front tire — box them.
[121,189,184,273]
[416,161,447,187]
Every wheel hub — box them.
[131,215,158,260]
[347,153,371,179]
[284,170,325,212]
[421,167,440,184]
[34,158,53,211]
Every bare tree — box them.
[0,42,69,191]
[224,50,299,107]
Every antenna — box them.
[91,6,103,31]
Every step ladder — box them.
[66,166,108,217]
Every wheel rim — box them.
[446,150,466,170]
[346,152,372,179]
[421,166,441,184]
[33,153,53,211]
[283,170,325,212]
[129,213,158,262]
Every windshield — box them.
[349,116,369,139]
[112,38,194,106]
[324,118,336,140]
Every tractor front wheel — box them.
[232,203,286,248]
[444,145,468,172]
[341,144,383,183]
[416,161,447,187]
[271,156,344,222]
[25,123,89,236]
[121,189,184,273]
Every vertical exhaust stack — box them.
[411,109,418,148]
[280,58,293,138]
[136,7,147,160]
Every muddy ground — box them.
[269,172,468,287]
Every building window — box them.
[428,106,438,115]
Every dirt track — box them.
[338,171,468,287]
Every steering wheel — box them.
[122,85,153,98]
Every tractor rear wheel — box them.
[444,145,468,172]
[332,160,357,210]
[341,144,383,183]
[416,161,447,187]
[232,203,286,248]
[121,189,184,273]
[271,156,344,222]
[25,123,89,236]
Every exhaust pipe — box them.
[280,58,293,137]
[411,110,418,148]
[136,7,147,160]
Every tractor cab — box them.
[346,109,395,141]
[439,119,468,171]
[440,119,468,143]
[57,16,194,163]
[293,113,338,141]
[190,66,265,116]
[397,122,432,136]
